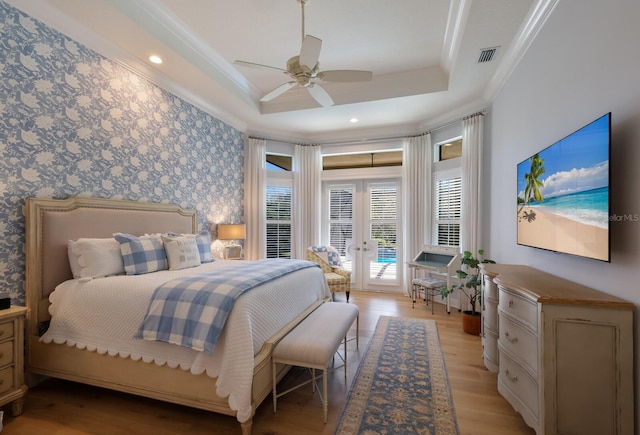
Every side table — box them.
[0,306,28,416]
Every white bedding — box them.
[41,259,330,422]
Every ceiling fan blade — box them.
[234,60,286,73]
[308,83,334,107]
[318,70,373,82]
[299,35,322,68]
[260,81,296,102]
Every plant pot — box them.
[461,310,481,335]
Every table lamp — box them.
[217,223,246,259]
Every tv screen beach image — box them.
[517,114,610,261]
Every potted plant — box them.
[441,249,495,335]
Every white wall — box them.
[486,0,640,425]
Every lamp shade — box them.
[217,223,246,240]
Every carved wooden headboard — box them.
[24,197,197,336]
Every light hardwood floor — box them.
[3,291,535,434]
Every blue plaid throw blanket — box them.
[135,259,319,354]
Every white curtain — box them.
[243,137,266,260]
[293,144,322,259]
[402,133,432,296]
[461,113,484,257]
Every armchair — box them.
[306,246,351,302]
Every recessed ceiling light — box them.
[149,55,163,64]
[350,117,359,123]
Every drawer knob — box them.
[505,369,518,383]
[504,331,518,344]
[508,300,514,308]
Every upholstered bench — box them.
[412,276,448,314]
[272,302,359,423]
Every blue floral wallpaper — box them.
[0,2,245,304]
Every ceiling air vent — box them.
[478,47,499,63]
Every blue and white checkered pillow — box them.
[311,245,343,267]
[195,231,214,263]
[114,233,168,275]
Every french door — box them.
[323,179,402,292]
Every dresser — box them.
[0,306,28,416]
[480,265,531,373]
[480,264,634,435]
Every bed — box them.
[24,196,330,434]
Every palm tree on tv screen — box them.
[518,153,545,216]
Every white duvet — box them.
[41,260,330,422]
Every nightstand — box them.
[0,306,28,416]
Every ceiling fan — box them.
[234,0,373,107]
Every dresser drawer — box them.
[498,313,538,375]
[0,322,14,341]
[0,341,14,368]
[499,350,539,419]
[0,366,14,395]
[498,287,537,332]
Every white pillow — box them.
[162,234,201,270]
[67,240,82,278]
[166,231,214,263]
[70,238,125,279]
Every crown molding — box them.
[441,0,473,74]
[484,0,560,102]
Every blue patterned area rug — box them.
[334,316,459,434]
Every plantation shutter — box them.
[370,185,397,263]
[328,187,353,256]
[266,185,292,258]
[436,176,461,246]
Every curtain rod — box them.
[249,110,486,146]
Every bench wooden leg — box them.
[272,360,277,413]
[323,370,328,423]
[343,335,348,380]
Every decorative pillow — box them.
[113,233,168,275]
[195,231,214,263]
[68,238,125,279]
[67,240,82,278]
[311,245,343,267]
[162,234,201,270]
[167,231,214,263]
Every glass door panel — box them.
[364,182,400,288]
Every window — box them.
[266,154,292,171]
[266,185,292,258]
[434,173,461,246]
[438,139,462,161]
[323,151,402,170]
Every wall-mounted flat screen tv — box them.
[517,112,611,262]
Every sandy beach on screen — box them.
[517,207,608,261]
